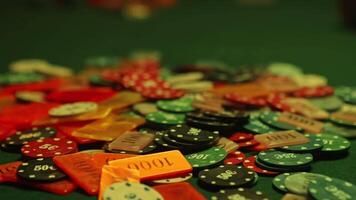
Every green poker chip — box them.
[244,115,276,134]
[0,72,44,85]
[156,97,194,113]
[323,122,356,138]
[257,149,313,167]
[335,86,356,104]
[284,172,328,195]
[259,111,302,131]
[272,173,293,193]
[309,96,343,112]
[185,147,227,169]
[315,134,351,153]
[267,62,303,77]
[279,133,323,153]
[145,111,185,125]
[167,124,220,144]
[308,176,356,200]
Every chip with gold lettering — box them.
[254,130,309,149]
[108,131,154,153]
[109,150,192,181]
[260,111,324,133]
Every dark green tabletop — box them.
[1,0,356,199]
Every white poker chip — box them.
[103,182,163,200]
[49,102,98,117]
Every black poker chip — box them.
[162,133,217,153]
[198,165,256,189]
[1,127,57,152]
[203,110,246,122]
[167,124,220,144]
[16,158,66,182]
[186,111,220,122]
[211,188,270,200]
[186,117,236,131]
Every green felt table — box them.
[1,0,356,199]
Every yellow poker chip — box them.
[15,91,45,103]
[49,102,98,117]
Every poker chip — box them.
[141,87,185,100]
[315,134,351,153]
[255,157,311,172]
[103,182,164,200]
[308,176,356,200]
[272,173,293,192]
[156,97,194,113]
[223,151,245,165]
[146,111,185,125]
[186,117,235,131]
[17,158,66,182]
[284,172,328,195]
[278,133,324,153]
[1,127,56,152]
[238,139,259,148]
[259,111,302,131]
[21,137,77,158]
[243,116,276,134]
[323,122,356,138]
[15,91,45,103]
[185,147,227,169]
[211,188,270,200]
[167,124,220,144]
[292,86,334,98]
[228,132,254,143]
[151,173,192,184]
[162,133,217,154]
[198,165,256,188]
[49,102,98,117]
[243,156,279,176]
[329,111,356,127]
[225,93,268,107]
[335,86,356,104]
[133,102,158,116]
[257,149,313,167]
[309,96,343,111]
[267,62,303,77]
[105,142,157,155]
[0,72,44,85]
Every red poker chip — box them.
[237,139,259,148]
[46,88,116,103]
[223,151,246,165]
[244,143,268,152]
[267,94,295,112]
[132,78,170,93]
[21,137,77,158]
[292,86,334,98]
[2,79,63,95]
[141,88,185,100]
[225,93,268,107]
[229,132,254,143]
[243,156,279,176]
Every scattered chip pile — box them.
[0,54,355,200]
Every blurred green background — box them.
[1,0,356,199]
[1,0,356,85]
